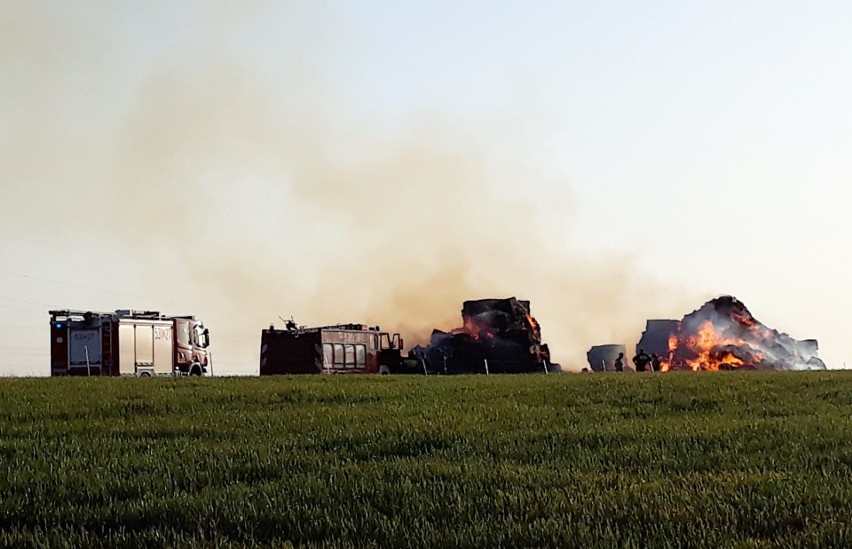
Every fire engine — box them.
[259,321,418,375]
[49,309,212,377]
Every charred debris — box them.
[409,298,556,375]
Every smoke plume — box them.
[1,3,698,373]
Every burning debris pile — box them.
[659,296,826,371]
[410,297,554,374]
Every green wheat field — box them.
[1,372,851,547]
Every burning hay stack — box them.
[659,296,826,371]
[411,297,554,374]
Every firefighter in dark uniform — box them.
[633,348,652,372]
[613,352,625,372]
[651,353,662,372]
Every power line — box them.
[0,269,179,303]
[0,303,43,314]
[0,269,231,314]
[0,295,67,314]
[0,296,60,308]
[0,235,127,264]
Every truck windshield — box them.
[177,323,190,346]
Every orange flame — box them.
[526,314,540,334]
[668,320,764,371]
[453,317,496,343]
[658,333,678,372]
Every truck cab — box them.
[175,317,211,376]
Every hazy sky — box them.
[2,1,850,375]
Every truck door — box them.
[118,323,136,375]
[153,324,174,375]
[68,329,102,372]
[135,324,154,373]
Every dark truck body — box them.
[259,323,409,375]
[50,309,211,377]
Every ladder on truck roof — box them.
[50,310,175,323]
[50,309,193,323]
[113,310,165,319]
[101,319,113,375]
[50,310,114,322]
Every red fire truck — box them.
[259,322,414,375]
[49,309,212,377]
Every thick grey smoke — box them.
[1,3,699,373]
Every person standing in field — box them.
[633,348,652,372]
[651,353,662,372]
[613,352,625,372]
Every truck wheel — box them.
[139,372,152,378]
[379,365,391,375]
[189,365,202,376]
